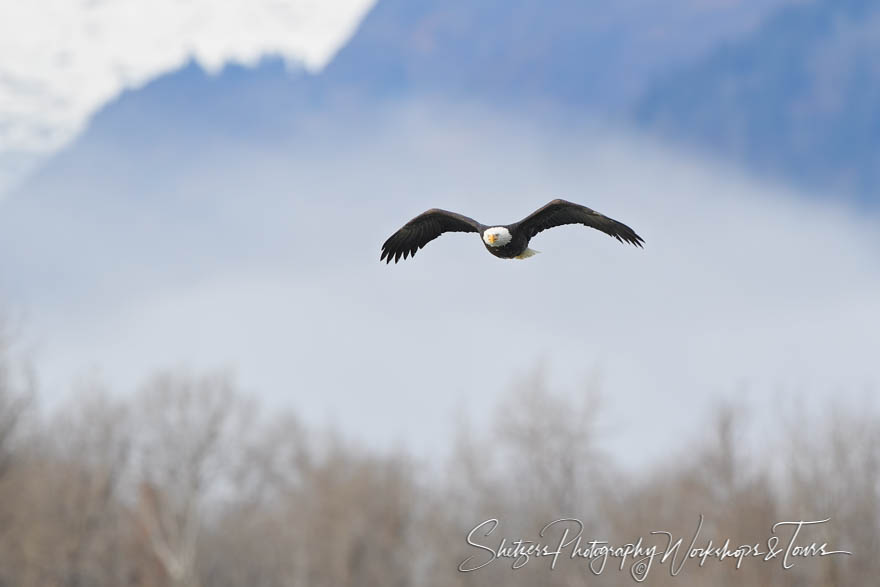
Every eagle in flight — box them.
[380,199,644,263]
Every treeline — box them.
[0,335,877,586]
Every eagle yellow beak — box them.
[487,234,496,244]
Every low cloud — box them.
[6,102,879,467]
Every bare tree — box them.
[130,369,255,587]
[49,382,133,587]
[0,321,37,586]
[0,339,877,587]
[785,399,880,585]
[0,322,34,478]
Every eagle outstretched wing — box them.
[515,199,644,247]
[380,208,482,263]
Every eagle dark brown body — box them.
[380,199,644,264]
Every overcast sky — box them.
[2,1,877,471]
[8,104,877,469]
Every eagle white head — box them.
[483,226,512,247]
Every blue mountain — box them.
[13,0,797,201]
[317,0,795,111]
[637,0,880,203]
[27,0,796,159]
[7,0,878,226]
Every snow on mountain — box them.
[0,0,375,194]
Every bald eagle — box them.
[380,199,644,263]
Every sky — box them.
[0,0,375,193]
[1,0,878,471]
[6,103,877,469]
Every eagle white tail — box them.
[515,248,541,259]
